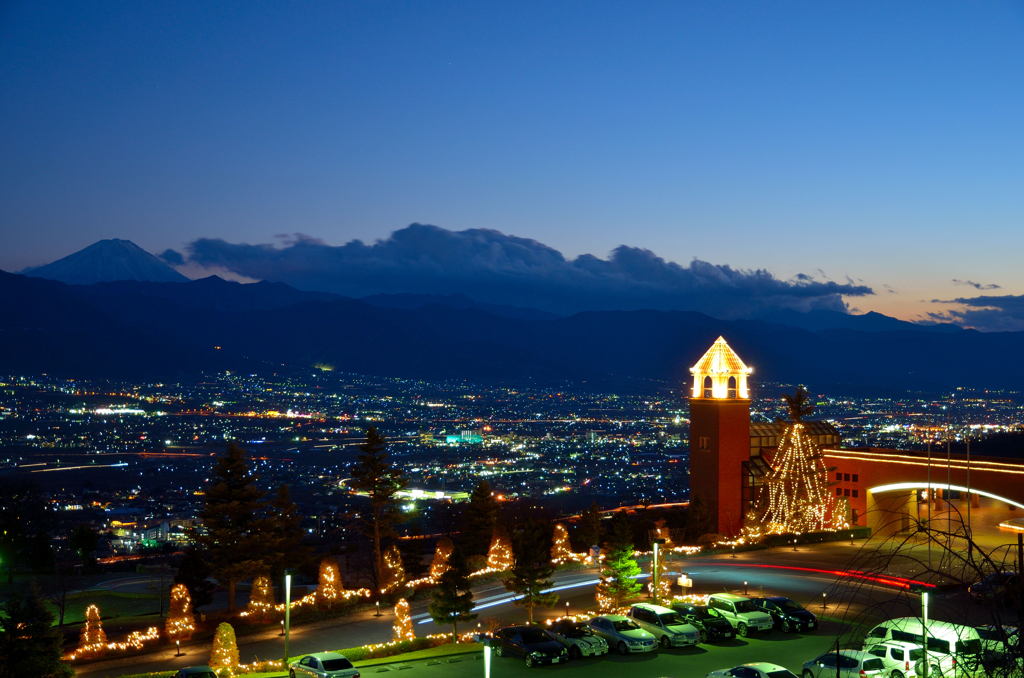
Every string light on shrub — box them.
[428,538,453,581]
[245,575,276,621]
[316,558,343,606]
[550,523,573,563]
[485,529,514,571]
[166,583,196,640]
[392,598,415,641]
[381,544,407,594]
[74,604,107,658]
[210,622,240,676]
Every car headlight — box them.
[529,651,544,658]
[628,639,641,646]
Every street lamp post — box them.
[652,538,666,605]
[283,570,292,671]
[911,584,929,678]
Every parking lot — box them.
[370,623,847,678]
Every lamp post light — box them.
[375,600,382,617]
[791,538,798,552]
[175,639,182,657]
[731,545,737,559]
[483,644,492,678]
[283,570,292,671]
[743,581,748,596]
[821,592,827,610]
[279,619,285,637]
[565,600,570,617]
[652,538,666,605]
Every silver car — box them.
[802,650,886,678]
[289,652,361,678]
[588,614,657,654]
[546,618,610,658]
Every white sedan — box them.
[706,662,799,678]
[289,652,361,678]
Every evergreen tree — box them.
[595,513,641,610]
[68,525,99,571]
[578,502,603,553]
[428,547,476,642]
[174,547,215,610]
[461,480,498,557]
[0,480,54,581]
[350,427,406,594]
[503,516,557,623]
[197,444,267,611]
[209,622,239,673]
[260,485,310,579]
[0,586,72,678]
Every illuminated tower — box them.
[688,337,752,536]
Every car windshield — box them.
[557,624,588,638]
[777,600,803,613]
[767,671,799,678]
[658,612,686,626]
[691,607,711,619]
[734,600,756,613]
[957,639,981,655]
[863,659,885,671]
[521,629,549,643]
[612,619,640,632]
[322,658,354,670]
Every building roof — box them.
[689,336,752,376]
[750,420,840,440]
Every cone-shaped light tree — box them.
[316,557,343,607]
[486,528,514,571]
[166,583,196,640]
[246,575,275,621]
[550,523,573,563]
[392,598,415,641]
[760,388,849,534]
[209,622,239,674]
[76,604,107,657]
[429,537,454,581]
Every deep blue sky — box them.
[2,1,1023,320]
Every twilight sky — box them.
[2,1,1023,324]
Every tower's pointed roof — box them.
[689,336,752,375]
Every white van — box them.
[861,618,982,675]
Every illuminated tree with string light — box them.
[165,583,196,640]
[76,604,107,657]
[760,387,849,534]
[381,544,406,593]
[550,523,573,563]
[209,622,239,675]
[392,598,415,641]
[429,537,454,580]
[316,557,343,607]
[486,528,514,571]
[246,575,275,621]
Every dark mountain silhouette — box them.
[23,239,188,284]
[0,272,1021,390]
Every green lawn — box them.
[50,590,159,626]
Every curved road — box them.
[73,547,940,677]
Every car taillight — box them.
[905,660,910,671]
[859,670,866,677]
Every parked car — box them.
[801,650,886,678]
[865,640,929,678]
[627,602,701,648]
[861,616,983,672]
[968,572,1018,600]
[288,652,361,678]
[546,618,609,659]
[491,625,569,667]
[751,596,817,633]
[172,668,217,678]
[975,624,1019,654]
[706,662,799,678]
[587,614,657,654]
[671,601,735,642]
[707,593,774,637]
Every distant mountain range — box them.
[22,238,187,285]
[1,266,1021,391]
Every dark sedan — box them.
[671,602,735,642]
[491,625,569,667]
[750,596,817,633]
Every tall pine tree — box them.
[197,444,267,611]
[350,427,406,595]
[503,515,557,623]
[461,480,498,558]
[428,546,476,641]
[260,484,310,579]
